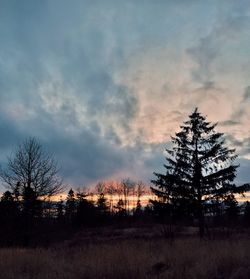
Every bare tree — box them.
[106,181,116,213]
[136,181,146,204]
[0,137,63,198]
[121,178,135,213]
[95,181,106,195]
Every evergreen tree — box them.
[22,185,42,222]
[56,197,64,220]
[0,191,19,225]
[96,193,108,215]
[1,191,14,202]
[65,189,76,221]
[224,194,239,226]
[135,199,142,212]
[210,199,224,227]
[134,199,143,217]
[243,201,250,227]
[114,199,126,217]
[75,192,96,226]
[151,108,250,237]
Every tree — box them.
[134,199,143,217]
[0,191,19,224]
[95,182,106,196]
[243,201,250,227]
[121,178,135,213]
[0,137,63,198]
[224,194,239,226]
[106,181,116,213]
[1,191,14,203]
[22,184,42,221]
[114,199,126,217]
[65,189,76,221]
[56,196,65,220]
[75,190,96,226]
[96,193,109,215]
[151,108,250,237]
[95,182,109,216]
[135,181,146,213]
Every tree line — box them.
[0,108,250,246]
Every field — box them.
[0,227,249,279]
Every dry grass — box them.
[0,230,249,279]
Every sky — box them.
[0,0,250,190]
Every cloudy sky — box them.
[1,0,250,190]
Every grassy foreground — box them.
[0,229,249,279]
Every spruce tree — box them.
[224,194,239,226]
[243,201,250,227]
[75,191,96,226]
[151,108,249,237]
[22,185,42,221]
[0,191,19,225]
[96,193,108,215]
[56,197,64,220]
[65,189,76,221]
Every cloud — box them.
[187,37,218,87]
[243,86,250,101]
[224,134,244,148]
[219,120,241,127]
[0,0,250,189]
[236,158,250,185]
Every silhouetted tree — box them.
[75,192,96,226]
[22,185,42,224]
[243,201,250,227]
[114,199,126,217]
[0,137,63,199]
[210,199,224,227]
[95,182,109,218]
[106,181,116,213]
[150,199,173,223]
[65,189,76,221]
[96,193,109,215]
[135,181,146,207]
[95,182,106,196]
[1,191,14,202]
[0,191,19,224]
[56,197,64,220]
[224,194,239,226]
[121,178,135,213]
[134,199,143,217]
[151,108,250,237]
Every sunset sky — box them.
[1,0,250,190]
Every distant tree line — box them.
[0,138,151,245]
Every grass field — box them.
[0,227,249,279]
